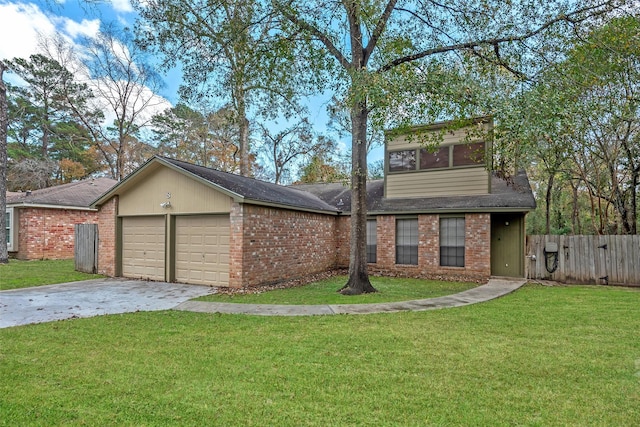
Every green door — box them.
[491,214,524,277]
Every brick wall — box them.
[13,207,99,260]
[232,204,338,287]
[97,197,118,277]
[367,213,492,282]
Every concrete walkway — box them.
[174,278,526,316]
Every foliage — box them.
[1,285,639,424]
[0,259,104,290]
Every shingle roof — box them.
[159,157,341,213]
[7,178,117,208]
[292,170,536,213]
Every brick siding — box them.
[13,207,99,260]
[367,213,491,282]
[229,203,338,287]
[96,197,118,277]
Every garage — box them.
[175,215,230,286]
[122,216,166,281]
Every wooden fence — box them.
[526,235,640,286]
[75,224,98,274]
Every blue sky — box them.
[0,0,384,165]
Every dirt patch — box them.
[216,269,348,296]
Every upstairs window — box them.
[420,146,450,170]
[453,142,485,167]
[366,219,377,264]
[388,150,416,172]
[440,217,465,267]
[396,218,418,265]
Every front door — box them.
[491,213,524,277]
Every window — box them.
[5,208,13,252]
[440,217,465,267]
[388,150,416,172]
[420,146,450,169]
[396,218,418,265]
[453,142,485,167]
[366,219,377,263]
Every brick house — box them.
[92,118,536,287]
[6,178,117,260]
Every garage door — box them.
[175,215,229,286]
[122,216,166,281]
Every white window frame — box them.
[6,208,14,252]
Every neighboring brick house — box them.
[92,118,536,287]
[6,178,117,260]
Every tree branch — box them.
[363,0,398,65]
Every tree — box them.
[272,0,624,294]
[135,0,305,177]
[77,27,166,180]
[151,104,243,172]
[0,60,8,264]
[258,118,335,184]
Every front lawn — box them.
[0,259,105,291]
[197,275,478,304]
[1,284,638,425]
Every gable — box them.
[118,165,232,216]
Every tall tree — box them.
[272,0,625,294]
[151,104,243,172]
[77,27,166,180]
[135,0,305,177]
[0,60,8,264]
[258,118,335,184]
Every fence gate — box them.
[75,223,98,274]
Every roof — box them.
[292,170,536,214]
[92,156,340,214]
[7,178,118,209]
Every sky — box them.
[0,0,382,167]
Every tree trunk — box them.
[340,102,376,295]
[545,173,554,234]
[0,62,8,264]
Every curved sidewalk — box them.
[174,278,526,316]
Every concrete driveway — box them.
[0,278,215,328]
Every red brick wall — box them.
[366,213,492,282]
[13,207,99,260]
[97,197,118,277]
[335,216,350,268]
[231,204,338,287]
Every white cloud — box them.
[0,2,57,60]
[59,17,101,39]
[110,0,133,13]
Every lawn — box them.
[1,284,638,425]
[0,259,105,291]
[197,275,478,304]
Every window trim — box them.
[387,142,486,174]
[366,219,377,264]
[439,216,465,268]
[395,217,418,266]
[5,208,14,252]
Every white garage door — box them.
[122,216,166,281]
[175,215,230,286]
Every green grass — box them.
[1,284,639,425]
[197,275,477,304]
[0,259,105,290]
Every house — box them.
[6,178,117,260]
[92,117,536,286]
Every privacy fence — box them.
[526,235,640,286]
[75,223,98,274]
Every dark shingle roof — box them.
[7,178,117,208]
[160,157,340,213]
[292,170,536,213]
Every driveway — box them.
[0,278,215,328]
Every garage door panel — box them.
[122,216,165,281]
[175,215,229,286]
